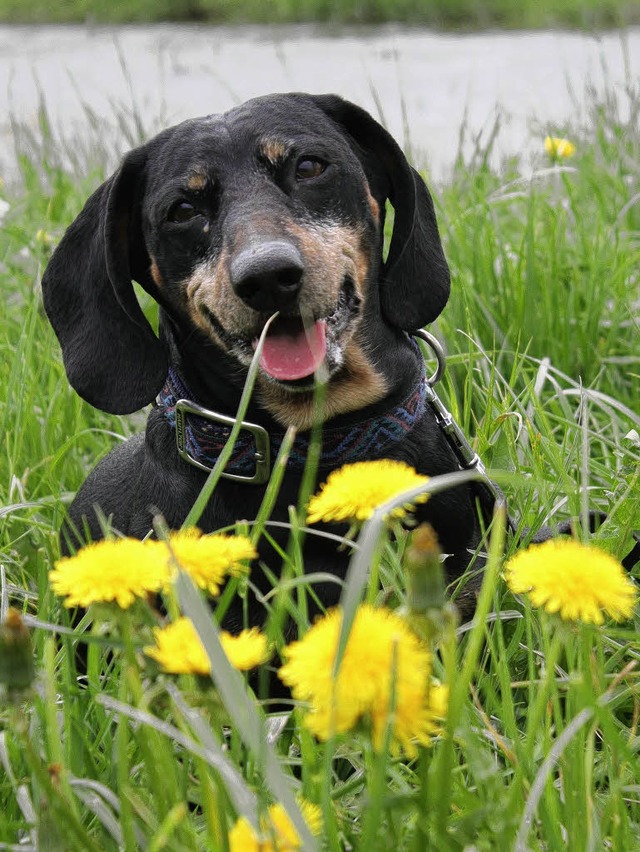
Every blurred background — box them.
[1,0,639,186]
[0,0,638,28]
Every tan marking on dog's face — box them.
[286,219,369,310]
[182,257,229,348]
[257,339,388,430]
[187,171,208,192]
[184,245,252,343]
[366,186,380,223]
[259,138,289,166]
[150,258,163,288]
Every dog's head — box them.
[42,93,450,420]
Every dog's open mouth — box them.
[254,316,327,381]
[251,278,359,385]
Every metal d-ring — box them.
[411,328,446,386]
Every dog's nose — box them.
[230,241,304,311]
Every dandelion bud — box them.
[405,524,446,611]
[403,524,458,642]
[0,608,35,692]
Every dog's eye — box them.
[168,201,198,223]
[295,158,327,181]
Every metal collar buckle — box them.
[174,398,271,484]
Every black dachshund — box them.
[42,93,488,624]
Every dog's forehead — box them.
[147,95,354,182]
[223,93,340,136]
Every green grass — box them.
[0,0,637,29]
[0,80,639,849]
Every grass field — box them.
[0,0,638,29]
[0,78,639,849]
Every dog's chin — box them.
[265,374,318,393]
[203,278,360,392]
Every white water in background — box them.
[0,24,638,184]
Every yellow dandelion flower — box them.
[505,538,637,625]
[544,135,576,159]
[227,817,262,852]
[228,801,322,852]
[166,528,255,595]
[49,538,168,609]
[424,682,449,730]
[306,459,429,524]
[220,627,270,670]
[144,617,269,675]
[145,617,210,676]
[278,604,446,757]
[49,530,256,609]
[297,799,323,836]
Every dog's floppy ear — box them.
[41,148,168,414]
[309,94,450,329]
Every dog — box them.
[42,92,489,627]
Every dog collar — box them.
[157,365,428,485]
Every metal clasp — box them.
[174,399,271,484]
[412,328,502,503]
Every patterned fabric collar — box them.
[157,365,427,483]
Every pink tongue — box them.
[258,319,327,381]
